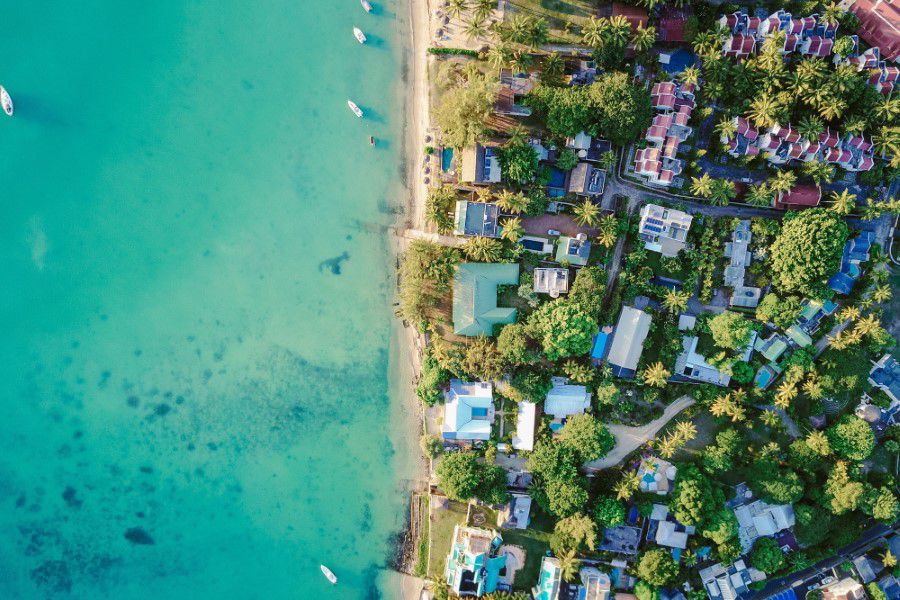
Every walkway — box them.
[584,395,696,471]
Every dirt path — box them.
[585,395,695,471]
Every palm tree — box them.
[500,217,523,242]
[821,1,843,25]
[643,362,670,388]
[797,115,824,141]
[614,472,640,501]
[563,360,594,385]
[715,117,737,141]
[473,0,495,21]
[709,179,736,206]
[747,94,781,128]
[679,66,700,87]
[558,550,581,582]
[607,16,632,45]
[745,183,773,207]
[511,50,533,73]
[581,17,607,48]
[818,96,847,121]
[873,126,900,167]
[636,0,662,9]
[829,189,857,215]
[871,284,892,304]
[631,25,656,53]
[447,0,468,20]
[674,421,697,443]
[710,395,730,418]
[838,306,860,322]
[774,382,797,410]
[883,549,898,569]
[801,160,835,185]
[768,170,797,196]
[463,236,503,262]
[597,228,617,250]
[662,289,690,314]
[803,378,824,400]
[657,435,678,459]
[486,44,512,71]
[690,173,713,198]
[599,150,617,170]
[760,410,780,428]
[541,52,564,85]
[495,190,527,214]
[692,31,721,58]
[874,98,900,122]
[573,199,600,227]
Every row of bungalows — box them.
[634,81,697,187]
[723,117,875,172]
[720,9,838,59]
[838,41,900,96]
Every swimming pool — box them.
[441,147,454,172]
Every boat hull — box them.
[320,565,338,584]
[0,86,13,116]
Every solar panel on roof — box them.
[643,224,663,234]
[646,217,665,226]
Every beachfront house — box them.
[512,401,536,452]
[638,204,692,257]
[568,162,606,197]
[544,377,591,421]
[496,493,532,530]
[452,263,519,336]
[607,306,652,378]
[442,380,495,443]
[454,201,500,238]
[533,268,570,298]
[459,144,502,185]
[445,525,507,597]
[555,235,591,267]
[673,336,731,387]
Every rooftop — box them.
[452,263,519,337]
[544,377,591,419]
[442,380,495,442]
[607,306,652,378]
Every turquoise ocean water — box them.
[0,1,417,598]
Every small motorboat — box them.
[361,0,373,12]
[369,136,375,146]
[320,565,338,584]
[353,27,367,44]
[347,100,363,118]
[0,86,13,116]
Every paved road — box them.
[750,523,898,599]
[584,395,696,471]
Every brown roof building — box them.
[849,0,900,61]
[774,184,822,210]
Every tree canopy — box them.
[436,451,509,504]
[755,293,804,329]
[670,465,717,527]
[558,414,615,463]
[770,209,849,298]
[435,71,498,148]
[708,311,756,350]
[498,137,538,184]
[523,72,651,145]
[636,548,678,586]
[527,300,598,361]
[750,537,785,573]
[827,415,875,461]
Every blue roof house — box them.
[455,200,500,237]
[442,380,495,442]
[453,263,520,336]
[869,354,900,403]
[445,525,507,597]
[828,231,875,295]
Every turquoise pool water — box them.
[0,1,416,598]
[441,147,454,172]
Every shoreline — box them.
[387,0,433,596]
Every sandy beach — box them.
[405,0,432,232]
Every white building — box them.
[638,204,693,257]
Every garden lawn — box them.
[498,526,553,590]
[428,498,470,578]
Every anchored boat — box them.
[353,27,367,44]
[0,86,13,116]
[320,565,338,584]
[347,100,363,118]
[361,0,372,12]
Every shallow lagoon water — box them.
[0,1,415,598]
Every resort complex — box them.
[399,0,900,599]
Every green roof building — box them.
[445,525,507,597]
[786,324,813,348]
[453,263,519,337]
[755,333,789,362]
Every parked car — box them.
[547,229,561,236]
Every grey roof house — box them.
[459,143,502,184]
[454,201,499,237]
[533,268,569,298]
[607,306,652,378]
[724,220,761,308]
[639,204,693,257]
[568,162,607,197]
[555,234,591,267]
[673,336,731,386]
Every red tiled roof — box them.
[646,125,669,140]
[858,155,875,170]
[784,35,800,52]
[658,17,687,42]
[775,184,821,209]
[673,111,690,126]
[652,82,677,96]
[658,170,675,183]
[654,94,677,110]
[884,66,900,82]
[788,143,805,159]
[819,129,840,147]
[805,141,821,156]
[611,2,648,30]
[851,0,900,62]
[747,145,761,156]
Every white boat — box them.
[353,27,367,44]
[361,0,373,12]
[320,565,338,584]
[347,99,363,118]
[0,86,13,116]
